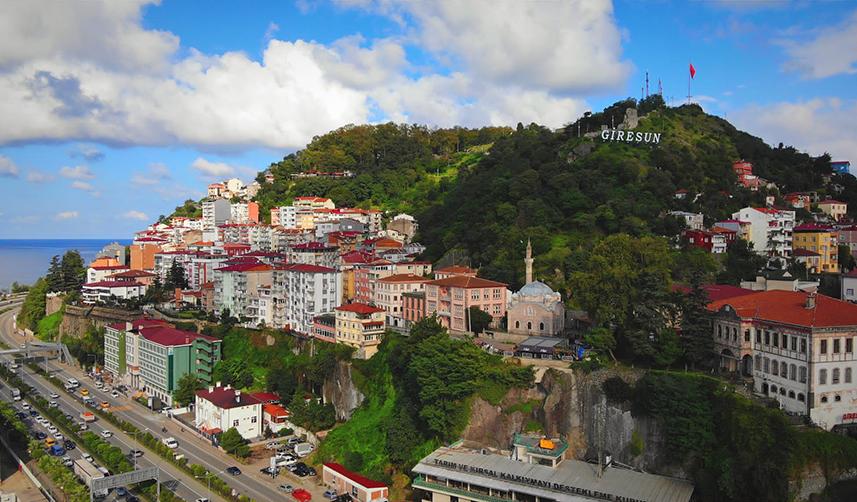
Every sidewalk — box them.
[0,451,49,502]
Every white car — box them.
[48,401,59,408]
[100,430,113,439]
[62,456,73,467]
[162,437,178,449]
[54,433,64,441]
[47,425,58,434]
[50,392,59,399]
[274,456,297,467]
[21,403,30,411]
[82,453,93,462]
[111,391,119,398]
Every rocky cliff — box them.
[60,305,141,338]
[323,360,365,421]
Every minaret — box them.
[525,238,533,284]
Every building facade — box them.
[731,207,795,258]
[195,385,262,440]
[374,274,429,328]
[793,223,839,274]
[272,264,342,333]
[335,303,386,359]
[818,200,847,221]
[425,276,507,333]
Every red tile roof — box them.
[672,284,755,302]
[276,263,336,274]
[378,273,428,283]
[106,318,170,332]
[435,265,476,275]
[108,270,156,279]
[323,463,386,489]
[819,199,845,205]
[91,264,129,271]
[139,326,219,346]
[793,248,821,257]
[292,241,338,251]
[707,290,857,328]
[263,403,289,418]
[336,303,384,314]
[83,280,143,288]
[216,263,272,273]
[427,276,506,288]
[195,387,261,409]
[249,392,280,404]
[794,223,834,232]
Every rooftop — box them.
[707,290,857,328]
[82,280,143,288]
[427,275,507,289]
[276,263,337,274]
[139,326,218,346]
[435,265,476,275]
[336,303,385,314]
[196,386,261,409]
[215,263,272,273]
[323,463,387,489]
[378,273,429,283]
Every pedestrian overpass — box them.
[0,340,73,365]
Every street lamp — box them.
[129,427,150,470]
[195,469,226,501]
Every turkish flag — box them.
[689,63,696,79]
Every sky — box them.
[1,0,856,238]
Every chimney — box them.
[125,321,133,331]
[216,381,221,388]
[208,386,213,392]
[235,390,241,403]
[806,292,817,309]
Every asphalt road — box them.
[0,305,326,502]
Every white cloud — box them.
[59,165,95,179]
[0,155,20,177]
[122,210,149,221]
[779,10,857,79]
[264,22,280,41]
[0,0,628,149]
[27,170,54,183]
[731,98,857,164]
[131,162,171,186]
[55,211,79,220]
[191,157,238,179]
[70,180,100,197]
[72,144,104,162]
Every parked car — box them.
[100,430,113,439]
[116,487,128,497]
[82,453,93,462]
[100,401,110,409]
[80,388,89,396]
[63,440,76,450]
[260,466,279,477]
[34,432,46,440]
[62,455,73,467]
[54,433,64,441]
[21,403,30,411]
[265,441,281,450]
[226,466,241,476]
[111,391,120,398]
[323,490,338,500]
[292,489,312,502]
[49,392,59,399]
[286,437,301,446]
[47,425,58,434]
[279,484,294,493]
[48,401,59,408]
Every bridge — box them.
[0,340,73,366]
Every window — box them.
[781,361,787,378]
[233,419,239,427]
[733,328,737,342]
[772,362,779,376]
[801,339,807,354]
[251,416,257,423]
[718,325,722,338]
[527,322,532,330]
[821,396,828,403]
[755,354,762,370]
[765,331,770,345]
[800,366,807,383]
[764,358,770,373]
[820,369,827,385]
[745,329,751,342]
[790,364,796,381]
[847,368,853,384]
[773,333,779,348]
[779,387,786,396]
[798,393,805,402]
[539,322,545,331]
[834,339,841,354]
[836,395,842,402]
[821,339,828,354]
[771,385,778,394]
[515,321,520,329]
[756,331,762,344]
[791,336,797,351]
[834,368,841,384]
[788,390,795,399]
[849,338,854,353]
[782,334,789,350]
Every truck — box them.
[80,411,96,422]
[293,442,314,458]
[73,458,108,498]
[11,388,21,401]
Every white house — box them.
[843,270,857,303]
[731,207,795,258]
[194,384,262,440]
[668,211,704,231]
[81,281,146,304]
[272,263,342,332]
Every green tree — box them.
[220,427,249,457]
[718,239,765,285]
[60,250,86,292]
[679,274,715,369]
[839,244,856,272]
[174,374,203,406]
[46,255,63,292]
[465,306,493,334]
[166,260,188,290]
[584,327,617,361]
[18,277,48,330]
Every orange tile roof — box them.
[336,303,384,314]
[427,276,506,289]
[378,273,428,283]
[436,265,476,274]
[707,290,857,328]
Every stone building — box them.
[507,240,565,335]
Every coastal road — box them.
[0,306,328,502]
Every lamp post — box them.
[129,427,150,470]
[195,469,225,501]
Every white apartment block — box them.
[732,207,795,258]
[668,211,704,230]
[272,264,342,333]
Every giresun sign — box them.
[601,129,662,145]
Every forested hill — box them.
[248,96,850,289]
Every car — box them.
[100,401,110,409]
[28,410,37,417]
[54,433,64,441]
[9,363,18,370]
[292,488,312,502]
[21,403,30,411]
[279,484,294,493]
[100,430,113,439]
[275,456,297,467]
[116,487,128,497]
[162,437,178,449]
[226,466,241,476]
[265,441,281,450]
[49,392,59,399]
[63,440,76,450]
[94,382,103,389]
[80,389,89,396]
[307,467,317,476]
[129,449,143,458]
[127,496,139,502]
[160,406,173,415]
[286,437,301,446]
[82,453,93,462]
[47,425,58,434]
[64,413,74,421]
[15,412,27,420]
[194,499,210,502]
[48,400,58,408]
[111,391,120,398]
[260,466,279,477]
[323,490,338,500]
[79,423,88,431]
[34,431,46,440]
[62,456,73,467]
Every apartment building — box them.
[230,201,259,224]
[195,385,262,440]
[709,290,857,431]
[335,303,386,359]
[130,238,166,271]
[202,198,231,235]
[213,262,273,318]
[425,276,507,333]
[354,260,394,304]
[81,280,147,304]
[272,263,341,333]
[288,241,340,269]
[105,320,221,406]
[731,207,795,258]
[818,200,848,222]
[793,223,839,273]
[374,274,429,328]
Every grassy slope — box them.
[36,310,62,341]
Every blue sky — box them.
[1,0,856,238]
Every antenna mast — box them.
[645,71,649,97]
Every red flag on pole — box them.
[689,63,696,79]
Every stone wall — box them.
[45,292,65,316]
[60,305,142,338]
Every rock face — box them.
[60,305,142,338]
[322,361,365,421]
[460,367,684,478]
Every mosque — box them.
[507,239,565,336]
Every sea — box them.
[0,239,130,291]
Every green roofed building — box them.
[104,319,221,406]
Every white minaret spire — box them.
[525,238,533,284]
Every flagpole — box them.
[687,60,691,104]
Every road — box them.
[0,305,327,502]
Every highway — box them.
[0,305,211,501]
[0,305,326,502]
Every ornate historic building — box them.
[507,240,565,336]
